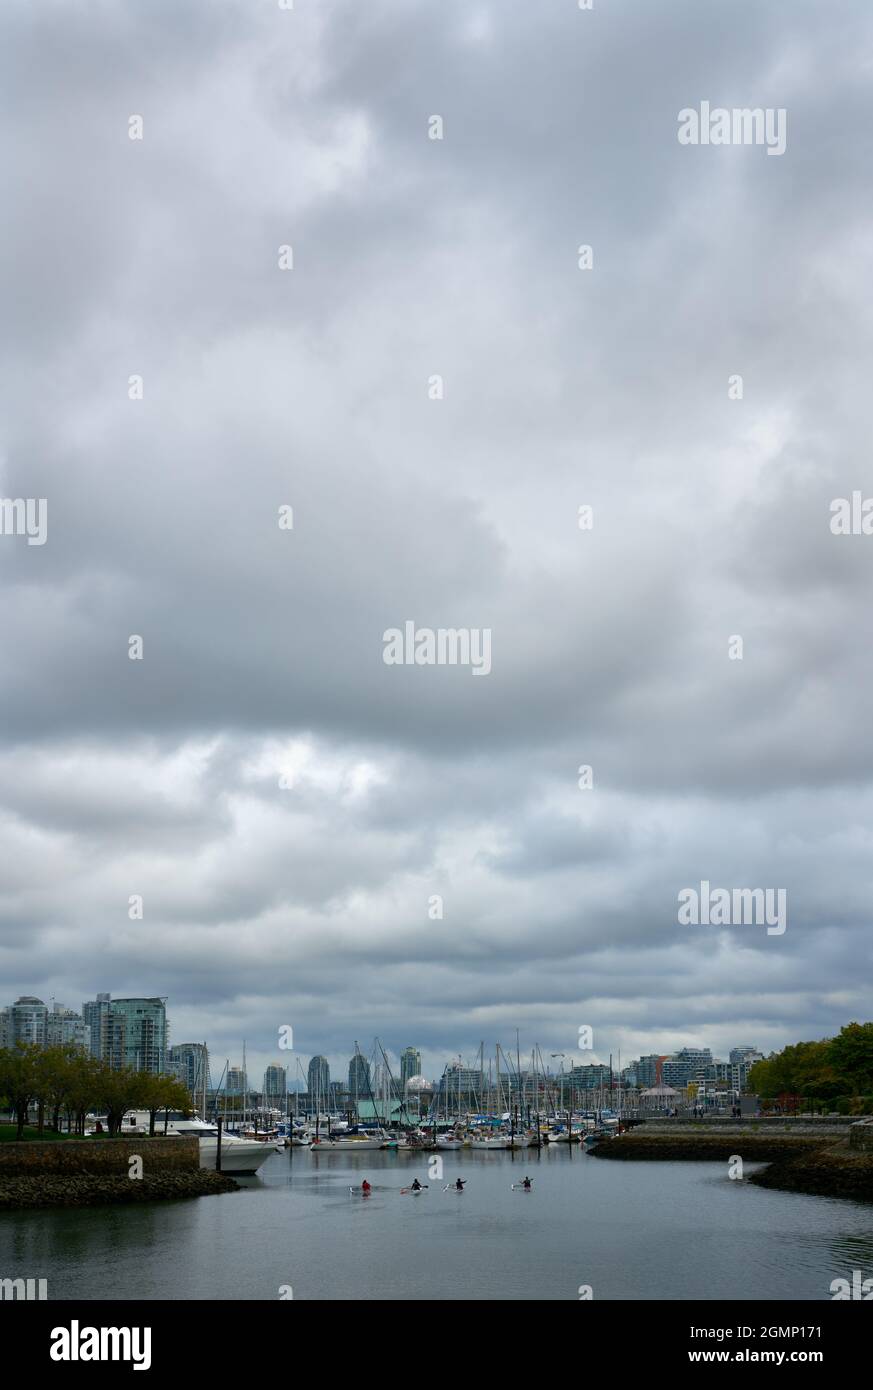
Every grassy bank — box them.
[0,1126,77,1143]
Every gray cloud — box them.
[1,0,871,1085]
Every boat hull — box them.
[198,1138,276,1174]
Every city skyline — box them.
[1,989,768,1094]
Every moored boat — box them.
[121,1111,277,1174]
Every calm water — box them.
[2,1146,872,1301]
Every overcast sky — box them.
[1,0,871,1090]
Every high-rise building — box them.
[168,1043,210,1104]
[108,998,167,1074]
[662,1048,714,1089]
[10,997,48,1047]
[82,994,114,1061]
[436,1063,483,1109]
[264,1064,287,1103]
[636,1055,667,1088]
[307,1055,330,1110]
[348,1053,371,1100]
[82,995,167,1073]
[566,1063,612,1091]
[400,1046,422,1089]
[46,1005,88,1051]
[728,1046,763,1091]
[226,1066,246,1097]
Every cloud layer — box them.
[1,0,871,1086]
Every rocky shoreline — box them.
[747,1140,873,1201]
[590,1129,873,1201]
[590,1132,837,1162]
[0,1171,239,1209]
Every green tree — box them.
[65,1053,104,1136]
[94,1064,151,1137]
[0,1043,41,1138]
[828,1023,873,1096]
[139,1074,192,1135]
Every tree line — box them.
[748,1022,873,1112]
[0,1042,192,1139]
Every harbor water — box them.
[2,1146,871,1301]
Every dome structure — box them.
[405,1074,430,1092]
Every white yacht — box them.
[310,1130,385,1151]
[121,1111,277,1175]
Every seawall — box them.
[589,1121,873,1200]
[0,1171,238,1208]
[0,1136,239,1207]
[0,1136,200,1176]
[589,1131,841,1161]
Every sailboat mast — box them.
[516,1029,522,1122]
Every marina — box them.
[4,1143,872,1302]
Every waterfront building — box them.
[662,1048,714,1089]
[635,1054,667,1087]
[640,1084,681,1111]
[728,1047,763,1091]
